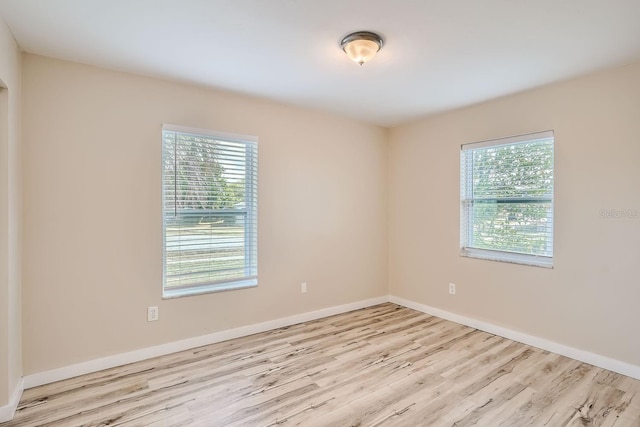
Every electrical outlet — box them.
[147,306,159,322]
[448,283,456,295]
[301,282,307,294]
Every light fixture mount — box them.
[340,31,384,65]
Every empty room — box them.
[0,0,639,425]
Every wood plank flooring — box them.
[3,303,640,426]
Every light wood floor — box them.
[3,303,640,426]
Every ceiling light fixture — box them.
[340,31,384,65]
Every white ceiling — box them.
[1,0,640,127]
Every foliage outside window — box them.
[162,125,258,298]
[460,131,554,267]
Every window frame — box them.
[162,124,258,298]
[460,130,554,268]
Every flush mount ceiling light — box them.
[340,31,384,65]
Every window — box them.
[162,125,258,298]
[460,131,554,267]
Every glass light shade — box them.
[343,39,380,65]
[340,31,383,65]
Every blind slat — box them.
[461,132,554,265]
[162,127,258,295]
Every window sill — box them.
[461,248,553,268]
[163,278,258,299]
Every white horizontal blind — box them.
[460,131,554,267]
[162,126,258,297]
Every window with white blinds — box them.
[460,131,554,267]
[162,125,258,298]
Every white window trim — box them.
[161,124,258,298]
[461,248,553,268]
[163,278,258,299]
[460,130,554,268]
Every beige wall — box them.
[21,54,388,374]
[18,48,640,377]
[0,17,21,405]
[389,61,640,366]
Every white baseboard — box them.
[24,295,390,389]
[389,295,640,381]
[0,378,24,422]
[21,293,640,394]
